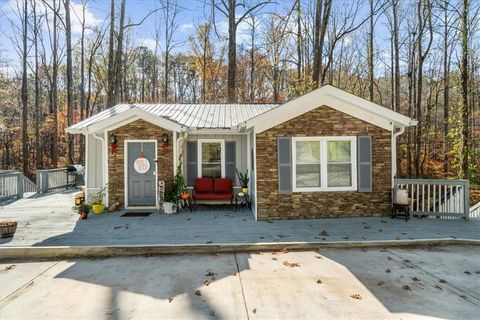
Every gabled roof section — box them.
[66,103,279,133]
[245,85,417,132]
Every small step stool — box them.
[391,203,410,221]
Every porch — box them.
[1,191,479,248]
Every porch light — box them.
[109,133,118,155]
[161,134,169,150]
[162,134,169,145]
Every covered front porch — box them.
[1,191,479,248]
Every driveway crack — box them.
[234,253,250,320]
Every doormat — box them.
[121,211,152,217]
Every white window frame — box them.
[292,136,357,192]
[197,139,225,178]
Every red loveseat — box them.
[193,177,233,209]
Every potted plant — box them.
[174,163,189,200]
[236,169,250,193]
[78,204,90,219]
[0,220,17,238]
[163,186,178,214]
[89,186,107,215]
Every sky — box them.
[0,0,392,75]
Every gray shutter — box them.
[277,137,292,194]
[357,136,372,192]
[225,141,236,183]
[186,141,198,186]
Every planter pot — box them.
[163,202,176,214]
[0,221,17,238]
[181,192,190,200]
[242,187,248,193]
[80,212,88,219]
[92,204,104,215]
[393,188,409,205]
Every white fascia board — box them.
[87,107,182,133]
[247,85,416,133]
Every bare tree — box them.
[460,0,469,178]
[21,0,29,175]
[212,0,270,103]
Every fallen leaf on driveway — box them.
[272,257,278,261]
[412,277,421,282]
[385,269,391,273]
[435,285,443,290]
[377,281,385,286]
[439,279,447,284]
[206,271,215,277]
[350,294,362,299]
[395,236,401,240]
[206,241,213,244]
[380,220,387,223]
[314,255,322,259]
[231,272,237,276]
[475,271,480,274]
[316,279,322,284]
[204,280,210,286]
[252,308,257,314]
[195,289,202,296]
[319,230,329,236]
[464,271,471,275]
[343,236,350,239]
[402,285,412,291]
[168,297,174,303]
[4,265,16,271]
[363,226,370,229]
[283,261,300,267]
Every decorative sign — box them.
[134,157,150,174]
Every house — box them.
[66,85,417,220]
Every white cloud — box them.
[180,23,193,32]
[138,38,157,51]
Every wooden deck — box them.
[1,191,479,247]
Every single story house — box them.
[66,85,417,220]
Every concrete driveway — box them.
[1,245,479,319]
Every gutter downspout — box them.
[391,125,405,189]
[92,132,107,204]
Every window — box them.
[198,139,225,178]
[292,137,356,191]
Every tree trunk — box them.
[367,0,374,101]
[114,0,127,104]
[79,1,86,164]
[34,0,41,169]
[392,0,400,112]
[106,0,116,107]
[460,0,469,179]
[21,0,28,175]
[442,0,450,175]
[312,0,331,87]
[65,0,74,165]
[51,0,59,168]
[227,0,237,102]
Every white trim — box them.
[103,131,109,206]
[247,131,251,190]
[197,139,226,178]
[246,85,417,133]
[253,130,257,220]
[69,107,182,134]
[124,139,158,209]
[291,136,357,192]
[173,131,178,173]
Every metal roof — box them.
[68,103,279,132]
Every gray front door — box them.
[127,141,156,206]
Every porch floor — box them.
[1,191,479,247]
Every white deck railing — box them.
[469,202,480,220]
[36,168,73,193]
[0,171,38,201]
[394,179,470,219]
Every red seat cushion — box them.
[214,178,232,193]
[194,178,214,193]
[194,193,232,200]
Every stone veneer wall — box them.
[255,105,392,220]
[107,119,174,207]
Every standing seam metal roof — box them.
[68,103,279,131]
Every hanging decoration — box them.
[134,142,151,174]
